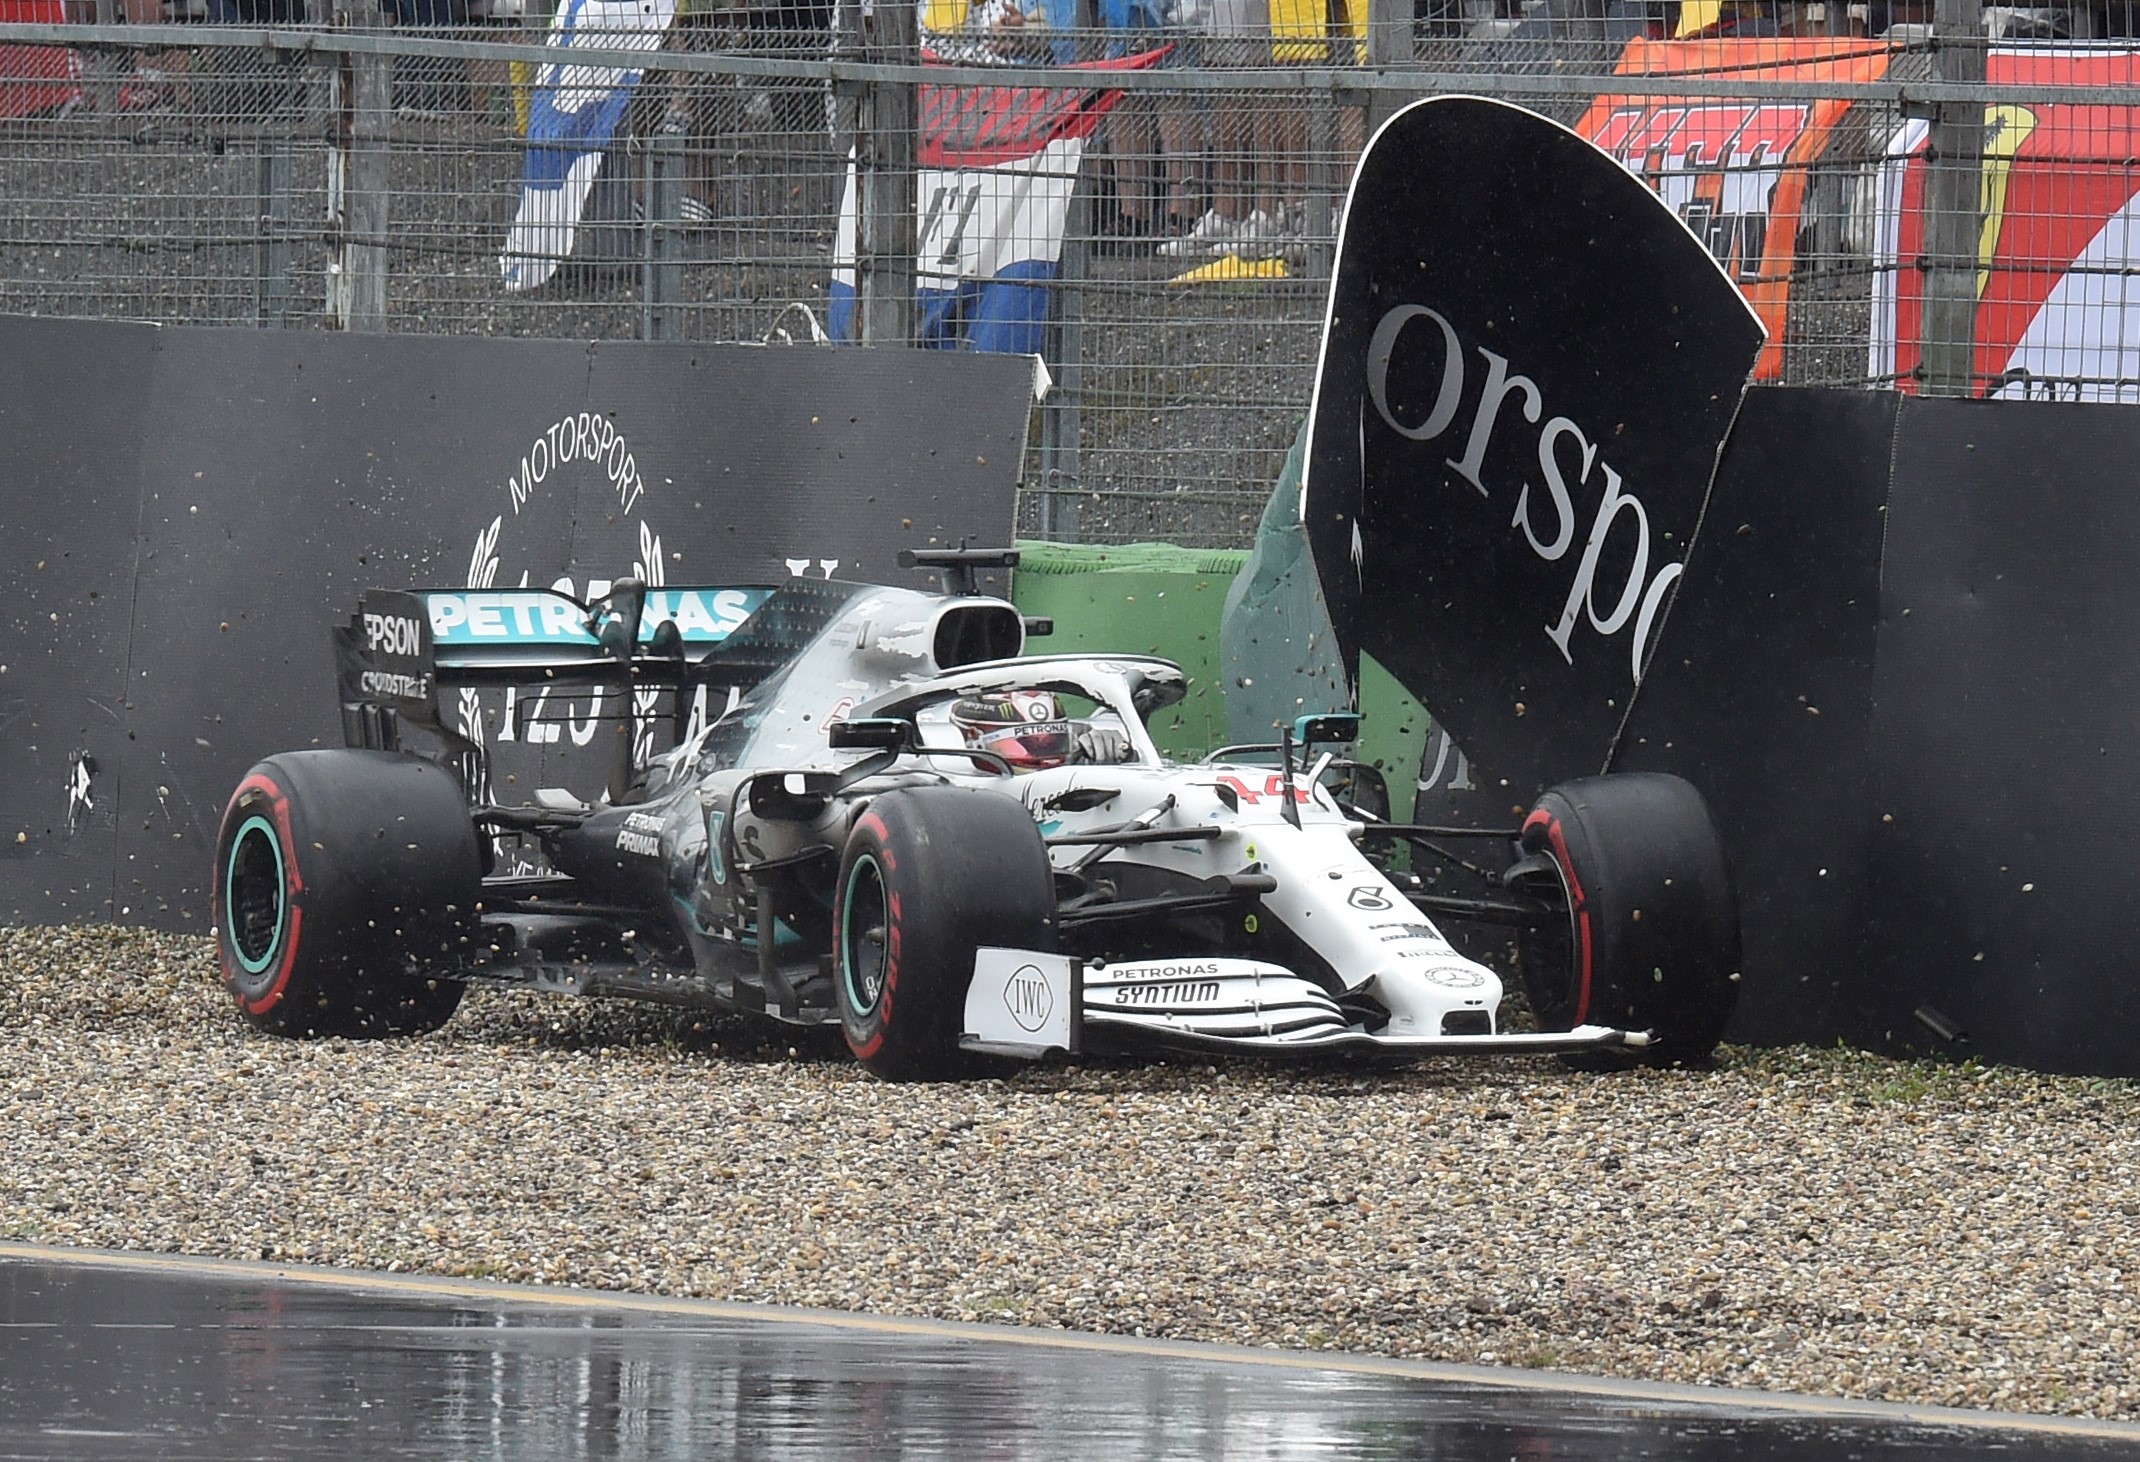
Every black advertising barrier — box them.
[0,316,160,922]
[1627,388,2140,1072]
[1423,379,2140,1073]
[1611,387,1896,1049]
[1302,95,1765,823]
[1860,395,2140,1075]
[0,318,1033,928]
[1291,92,2140,1072]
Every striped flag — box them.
[501,0,679,294]
[829,48,1167,354]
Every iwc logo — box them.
[1003,964,1054,1033]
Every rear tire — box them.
[213,750,480,1038]
[1513,772,1739,1069]
[834,786,1057,1081]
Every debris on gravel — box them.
[4,923,2137,1422]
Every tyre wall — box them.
[0,315,1033,929]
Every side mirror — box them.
[827,717,913,752]
[1294,713,1361,748]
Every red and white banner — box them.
[0,0,82,122]
[1872,48,2140,400]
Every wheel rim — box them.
[1513,848,1581,1030]
[225,815,287,982]
[1529,907,1580,1028]
[1532,856,1583,1027]
[839,853,890,1018]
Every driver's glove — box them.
[1072,726,1134,764]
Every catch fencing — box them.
[3,8,2139,544]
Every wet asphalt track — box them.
[5,1244,2140,1460]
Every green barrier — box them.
[1012,541,1246,762]
[1356,652,1429,824]
[1013,542,1431,819]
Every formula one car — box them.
[212,549,1739,1078]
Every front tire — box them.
[1513,772,1739,1068]
[213,750,480,1038]
[834,787,1057,1081]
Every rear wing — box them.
[332,580,849,787]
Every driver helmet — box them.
[950,690,1074,771]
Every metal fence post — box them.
[1039,173,1088,542]
[1918,0,1986,397]
[1305,91,1337,280]
[1365,0,1409,134]
[255,143,293,328]
[856,0,917,345]
[641,123,686,343]
[328,0,391,332]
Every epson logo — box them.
[1365,303,1681,685]
[363,612,424,658]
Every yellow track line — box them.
[5,1241,2137,1441]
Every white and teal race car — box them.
[213,550,1740,1079]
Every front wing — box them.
[960,950,1649,1060]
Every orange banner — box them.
[1577,38,1897,380]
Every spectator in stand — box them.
[922,0,1078,63]
[926,0,1063,63]
[1088,0,1192,254]
[745,0,834,134]
[1155,0,1358,263]
[198,0,310,116]
[1155,0,1289,261]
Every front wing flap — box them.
[960,950,1647,1060]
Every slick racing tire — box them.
[834,786,1057,1081]
[214,750,481,1039]
[1513,772,1739,1069]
